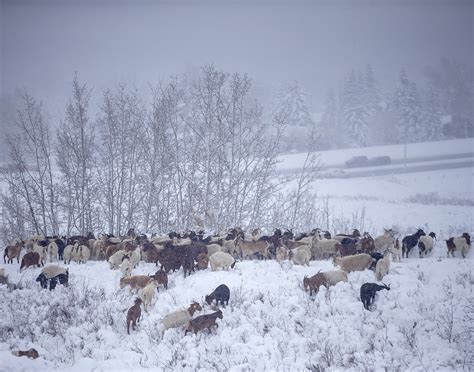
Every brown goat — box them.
[185,310,223,335]
[105,244,120,260]
[119,275,152,291]
[20,251,42,271]
[303,272,327,296]
[4,242,23,264]
[150,269,168,290]
[12,348,39,359]
[126,298,142,335]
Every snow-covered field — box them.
[1,139,473,371]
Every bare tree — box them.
[56,75,96,235]
[1,92,58,237]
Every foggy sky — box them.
[1,0,473,115]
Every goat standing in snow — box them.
[360,282,390,310]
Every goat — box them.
[360,282,390,310]
[333,253,374,273]
[234,237,269,260]
[276,246,288,263]
[20,251,42,271]
[139,279,158,312]
[120,257,133,277]
[418,232,436,258]
[374,228,397,252]
[149,269,168,291]
[108,250,130,269]
[63,244,74,264]
[32,243,47,266]
[126,298,142,334]
[75,244,90,264]
[390,238,402,262]
[334,229,361,241]
[161,302,202,336]
[446,233,471,258]
[303,270,348,295]
[206,243,223,256]
[311,235,341,259]
[119,275,152,292]
[196,253,209,270]
[185,310,223,335]
[375,252,391,281]
[129,247,141,268]
[46,241,58,263]
[12,348,39,359]
[290,246,311,266]
[4,241,23,264]
[402,228,426,258]
[209,252,236,271]
[205,284,230,307]
[36,265,69,290]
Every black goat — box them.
[360,282,390,310]
[402,229,426,258]
[205,284,230,307]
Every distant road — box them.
[279,153,474,179]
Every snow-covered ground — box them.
[1,139,473,371]
[0,248,472,371]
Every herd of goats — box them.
[1,226,472,354]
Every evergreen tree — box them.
[319,88,340,149]
[364,64,381,115]
[272,81,314,128]
[341,70,369,147]
[389,70,423,143]
[421,84,443,141]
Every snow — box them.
[1,139,473,371]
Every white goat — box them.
[47,241,58,263]
[333,253,374,273]
[374,229,397,253]
[209,252,235,271]
[206,244,223,257]
[418,235,434,258]
[32,244,46,266]
[120,257,133,277]
[290,246,311,266]
[139,279,158,312]
[108,250,130,270]
[63,245,74,264]
[73,244,90,264]
[129,247,141,268]
[375,252,391,281]
[311,235,341,259]
[390,238,402,262]
[160,302,202,336]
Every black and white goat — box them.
[36,265,69,290]
[402,229,426,258]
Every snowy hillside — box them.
[0,248,472,371]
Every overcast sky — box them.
[1,0,473,115]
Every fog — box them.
[1,0,472,114]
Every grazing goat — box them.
[360,282,390,310]
[311,235,341,259]
[205,284,230,306]
[161,302,202,336]
[333,254,374,273]
[185,310,223,335]
[303,270,348,295]
[375,252,391,281]
[20,251,42,271]
[235,237,269,260]
[120,275,152,292]
[4,241,23,264]
[139,279,158,312]
[36,265,69,290]
[418,232,436,258]
[126,298,142,334]
[446,233,471,258]
[150,269,168,291]
[402,229,426,258]
[290,246,311,266]
[12,348,39,359]
[209,252,236,271]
